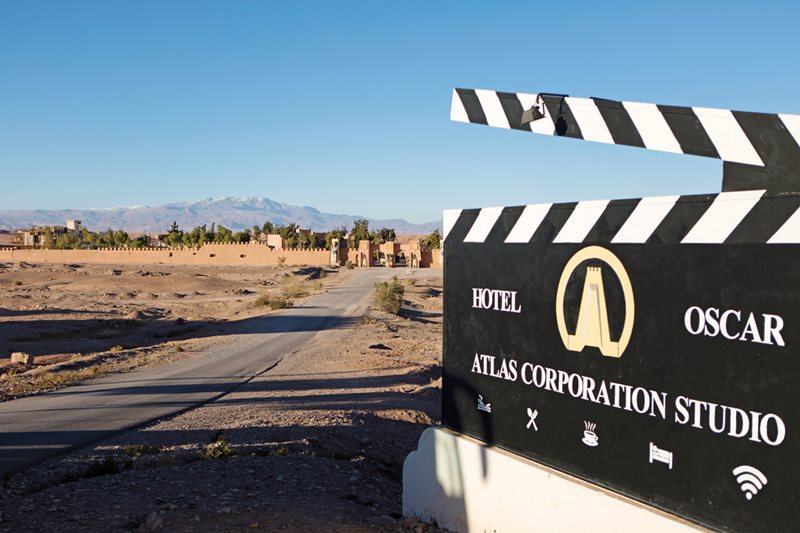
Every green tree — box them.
[276,223,299,248]
[349,219,370,247]
[214,225,234,243]
[324,226,347,250]
[372,227,396,244]
[261,220,274,235]
[233,229,252,243]
[112,230,129,247]
[41,227,55,248]
[54,232,81,249]
[164,222,183,247]
[422,229,441,249]
[128,235,149,248]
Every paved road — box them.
[0,268,396,477]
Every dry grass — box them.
[281,278,310,299]
[255,294,293,309]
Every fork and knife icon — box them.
[526,407,539,431]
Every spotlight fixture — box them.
[521,94,546,125]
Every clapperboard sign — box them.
[443,88,800,532]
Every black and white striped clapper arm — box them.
[450,88,800,193]
[443,190,800,246]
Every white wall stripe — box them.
[450,90,469,123]
[611,195,680,243]
[779,114,800,149]
[505,203,552,243]
[693,107,764,166]
[768,206,800,243]
[681,190,765,244]
[517,92,555,135]
[474,90,510,129]
[622,101,683,154]
[565,97,614,144]
[553,200,610,243]
[464,207,504,243]
[442,209,463,242]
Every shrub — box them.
[197,431,234,460]
[124,444,146,458]
[87,457,119,478]
[374,276,404,314]
[281,279,309,298]
[344,260,354,270]
[277,256,286,266]
[256,293,293,309]
[267,296,292,309]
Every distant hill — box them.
[0,197,441,235]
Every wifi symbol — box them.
[732,465,768,500]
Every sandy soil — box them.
[0,264,445,532]
[0,262,331,401]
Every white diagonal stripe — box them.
[693,107,764,166]
[464,206,504,243]
[505,203,552,243]
[517,92,556,135]
[565,97,614,144]
[450,90,469,123]
[779,113,800,148]
[768,206,800,243]
[681,190,765,244]
[442,209,463,242]
[553,200,610,243]
[623,101,683,154]
[611,195,680,243]
[475,90,510,129]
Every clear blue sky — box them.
[1,1,798,223]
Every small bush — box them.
[374,276,405,314]
[281,280,309,298]
[175,345,185,353]
[124,444,146,458]
[256,293,293,309]
[344,260,354,270]
[197,431,234,460]
[268,296,292,309]
[277,256,286,266]
[12,280,22,286]
[87,457,119,478]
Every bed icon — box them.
[649,442,673,470]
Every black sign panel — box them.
[442,195,800,532]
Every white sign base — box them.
[402,427,707,533]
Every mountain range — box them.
[0,197,441,235]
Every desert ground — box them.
[0,262,444,532]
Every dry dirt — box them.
[0,262,331,401]
[0,263,445,532]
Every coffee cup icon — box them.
[582,422,599,447]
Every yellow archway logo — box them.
[555,246,634,358]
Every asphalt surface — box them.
[0,268,395,477]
